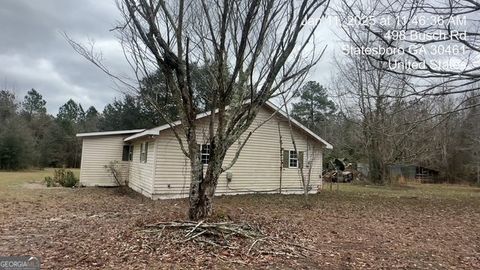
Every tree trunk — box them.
[368,142,383,184]
[367,122,384,184]
[188,156,208,220]
[188,172,222,220]
[188,145,224,220]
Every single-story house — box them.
[76,101,333,199]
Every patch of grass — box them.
[325,182,480,201]
[0,168,80,189]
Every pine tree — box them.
[291,81,336,136]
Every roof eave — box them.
[124,131,160,141]
[76,129,146,138]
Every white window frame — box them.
[140,142,149,163]
[128,145,134,161]
[289,150,298,168]
[201,144,210,165]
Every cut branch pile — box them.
[141,220,317,258]
[144,221,263,244]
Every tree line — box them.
[0,88,162,170]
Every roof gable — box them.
[123,102,333,149]
[265,102,333,149]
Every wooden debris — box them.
[142,220,315,258]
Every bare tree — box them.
[332,48,442,183]
[281,93,309,202]
[330,0,480,183]
[430,92,480,182]
[338,0,480,99]
[69,0,330,219]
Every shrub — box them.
[104,161,127,186]
[104,161,129,194]
[44,176,54,187]
[44,169,78,187]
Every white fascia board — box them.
[76,129,145,138]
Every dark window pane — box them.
[122,145,130,161]
[289,150,298,168]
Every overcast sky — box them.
[0,0,340,115]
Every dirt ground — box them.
[0,170,479,269]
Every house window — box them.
[283,150,304,168]
[200,144,210,165]
[122,145,133,161]
[140,142,149,163]
[289,150,298,168]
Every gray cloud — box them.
[0,0,129,114]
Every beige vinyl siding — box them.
[152,106,324,199]
[79,136,130,186]
[128,140,156,197]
